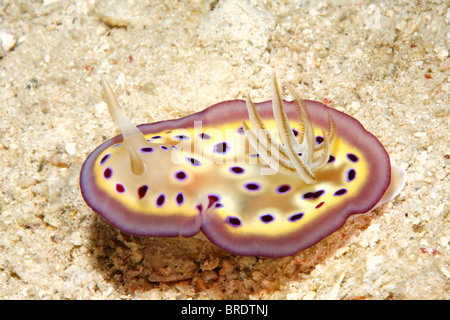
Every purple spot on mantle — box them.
[244,182,261,191]
[260,214,275,223]
[103,168,112,179]
[214,142,229,154]
[175,134,189,141]
[176,192,184,206]
[199,132,211,140]
[230,166,245,175]
[140,147,154,153]
[156,194,165,207]
[99,154,111,165]
[328,155,336,163]
[185,156,201,166]
[207,194,220,208]
[276,184,291,194]
[288,213,304,222]
[226,216,241,227]
[334,188,347,196]
[347,153,359,163]
[303,189,325,200]
[347,169,356,182]
[315,136,324,144]
[138,185,148,199]
[175,170,187,181]
[116,184,125,193]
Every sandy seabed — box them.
[0,0,448,299]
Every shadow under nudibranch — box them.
[87,205,385,298]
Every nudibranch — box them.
[80,75,406,258]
